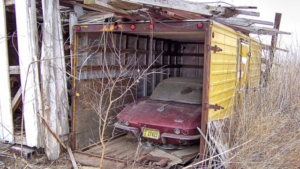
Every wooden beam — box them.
[78,12,115,23]
[9,66,20,74]
[84,0,130,15]
[270,13,282,60]
[232,25,290,35]
[227,6,257,9]
[207,6,259,18]
[118,0,214,16]
[161,8,203,19]
[262,44,288,53]
[0,0,13,143]
[11,88,22,112]
[15,0,43,147]
[235,10,260,17]
[107,0,142,10]
[214,18,273,27]
[41,0,69,160]
[60,0,104,12]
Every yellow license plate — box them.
[142,128,160,140]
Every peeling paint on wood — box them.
[0,0,13,143]
[15,0,44,148]
[41,0,69,160]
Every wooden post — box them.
[69,5,83,71]
[15,0,44,148]
[0,0,13,143]
[41,0,69,160]
[269,13,282,68]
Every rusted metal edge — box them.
[74,20,209,33]
[74,150,128,164]
[199,22,211,160]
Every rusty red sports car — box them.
[114,77,202,147]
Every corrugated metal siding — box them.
[208,22,261,121]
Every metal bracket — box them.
[205,103,224,111]
[69,88,77,96]
[247,52,251,57]
[207,45,223,53]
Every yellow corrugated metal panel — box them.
[208,21,261,121]
[249,40,261,88]
[209,22,238,121]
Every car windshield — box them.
[150,77,203,104]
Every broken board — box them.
[79,134,200,168]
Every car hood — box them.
[117,98,202,129]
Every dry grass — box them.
[223,50,300,168]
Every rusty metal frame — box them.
[70,21,211,151]
[73,20,210,33]
[71,26,78,150]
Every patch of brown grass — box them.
[225,54,300,168]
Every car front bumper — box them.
[114,122,201,143]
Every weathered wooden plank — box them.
[15,0,44,148]
[72,152,126,168]
[119,0,213,16]
[262,44,288,53]
[270,13,282,62]
[161,8,203,19]
[108,0,142,10]
[41,0,69,160]
[0,0,13,143]
[235,10,260,17]
[11,88,22,112]
[214,18,273,27]
[233,25,290,35]
[207,5,259,17]
[78,12,114,24]
[84,0,130,15]
[226,6,257,9]
[60,0,104,12]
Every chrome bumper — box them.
[161,133,200,140]
[114,122,139,137]
[114,122,200,142]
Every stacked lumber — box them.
[56,0,290,36]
